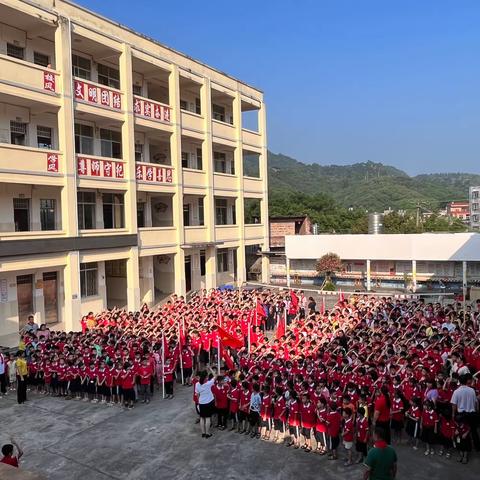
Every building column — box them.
[411,260,417,292]
[126,247,140,311]
[205,246,217,290]
[366,259,371,291]
[63,251,82,331]
[286,256,291,288]
[261,253,270,284]
[258,101,270,284]
[119,43,137,234]
[201,78,215,246]
[174,250,186,296]
[55,17,78,236]
[233,91,246,286]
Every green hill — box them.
[264,151,480,211]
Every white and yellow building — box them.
[0,0,269,339]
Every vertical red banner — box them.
[43,71,56,92]
[46,153,59,172]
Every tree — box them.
[315,253,342,280]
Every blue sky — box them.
[77,0,480,175]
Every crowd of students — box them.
[1,288,479,469]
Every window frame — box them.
[80,262,98,298]
[77,191,96,230]
[40,198,56,231]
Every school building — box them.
[0,0,269,338]
[281,233,480,292]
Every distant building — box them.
[447,201,470,223]
[470,187,480,229]
[269,215,312,250]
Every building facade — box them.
[282,233,480,292]
[269,215,312,249]
[469,186,480,229]
[0,0,269,336]
[446,201,469,223]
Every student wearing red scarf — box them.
[363,426,397,480]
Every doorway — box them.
[17,274,33,330]
[43,271,58,325]
[184,255,192,292]
[105,260,128,308]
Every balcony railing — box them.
[76,154,125,180]
[0,144,62,177]
[133,95,172,123]
[135,161,173,184]
[73,77,122,110]
[0,54,59,95]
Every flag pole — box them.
[217,336,221,374]
[178,323,184,385]
[161,330,165,399]
[248,318,251,353]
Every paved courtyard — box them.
[1,386,479,480]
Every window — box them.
[215,198,227,225]
[80,262,98,297]
[473,215,479,222]
[7,43,24,60]
[181,152,189,169]
[100,129,122,158]
[473,203,479,211]
[183,203,190,227]
[34,51,49,67]
[133,84,142,96]
[135,144,143,162]
[103,193,124,229]
[196,148,203,170]
[72,54,91,80]
[77,191,96,229]
[13,198,30,232]
[40,199,56,231]
[217,249,229,273]
[212,104,225,122]
[214,152,226,173]
[37,126,53,149]
[200,250,206,276]
[74,124,94,155]
[199,197,204,225]
[97,63,120,89]
[10,121,27,146]
[473,191,479,199]
[195,98,201,115]
[137,202,145,228]
[105,260,127,277]
[180,100,188,111]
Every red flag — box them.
[276,311,286,339]
[338,289,345,303]
[221,346,235,370]
[217,326,243,349]
[256,299,266,318]
[320,297,325,315]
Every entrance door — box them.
[184,256,192,292]
[43,271,58,325]
[17,274,33,330]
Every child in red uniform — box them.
[314,397,329,454]
[438,410,455,458]
[260,385,273,440]
[122,362,136,409]
[355,406,369,463]
[455,416,472,464]
[238,381,251,434]
[212,376,229,429]
[326,402,342,460]
[390,390,405,444]
[228,378,240,431]
[138,358,152,404]
[273,387,287,444]
[300,393,315,452]
[163,357,175,399]
[342,407,354,465]
[420,400,438,455]
[405,397,421,449]
[287,391,301,448]
[1,438,23,468]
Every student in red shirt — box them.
[300,392,315,452]
[355,406,369,463]
[137,358,153,404]
[420,400,438,455]
[181,346,194,386]
[260,385,273,440]
[238,381,251,434]
[272,387,287,444]
[342,407,355,466]
[287,391,301,448]
[314,397,329,454]
[212,376,229,429]
[390,390,405,444]
[228,378,241,431]
[326,402,342,460]
[438,410,455,458]
[121,363,136,409]
[1,438,23,468]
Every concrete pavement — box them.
[1,387,479,480]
